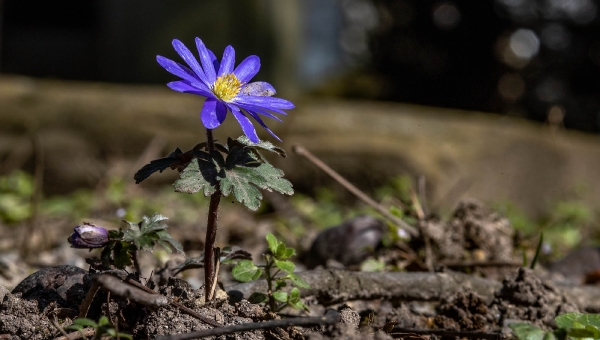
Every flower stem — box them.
[204,128,221,301]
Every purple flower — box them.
[157,38,294,143]
[68,223,110,248]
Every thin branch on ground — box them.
[292,145,419,237]
[52,327,96,340]
[390,327,500,339]
[227,268,600,311]
[123,275,222,327]
[155,309,341,340]
[94,274,169,307]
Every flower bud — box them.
[68,223,109,248]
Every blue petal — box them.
[167,81,213,97]
[236,103,283,122]
[229,105,259,143]
[172,39,209,85]
[201,98,225,129]
[157,56,201,84]
[244,110,282,141]
[195,38,217,84]
[218,46,235,76]
[209,49,220,75]
[234,55,260,83]
[234,95,295,110]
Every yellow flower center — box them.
[212,73,242,102]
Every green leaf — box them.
[509,323,563,340]
[567,328,599,339]
[287,288,308,310]
[113,241,134,268]
[248,292,268,304]
[266,233,280,254]
[288,273,310,289]
[360,258,386,272]
[289,287,301,301]
[155,230,184,254]
[219,149,293,211]
[173,158,219,196]
[275,280,287,290]
[273,291,288,302]
[69,318,98,328]
[232,260,263,282]
[274,259,295,274]
[97,316,110,326]
[281,247,296,259]
[234,136,287,159]
[556,313,600,330]
[121,214,184,255]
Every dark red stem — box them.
[204,129,221,300]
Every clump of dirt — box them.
[489,267,579,329]
[432,267,580,333]
[424,198,515,263]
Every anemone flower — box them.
[157,38,294,143]
[68,223,109,249]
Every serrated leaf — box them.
[173,158,219,196]
[155,230,184,254]
[248,292,268,304]
[122,214,183,254]
[134,148,184,184]
[232,260,263,282]
[235,135,287,158]
[274,259,295,274]
[134,147,214,184]
[273,291,288,302]
[266,233,280,254]
[220,166,265,211]
[288,273,310,289]
[217,145,292,211]
[280,247,296,259]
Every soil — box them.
[0,199,599,339]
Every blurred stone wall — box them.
[1,75,600,218]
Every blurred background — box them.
[1,0,600,272]
[2,0,600,131]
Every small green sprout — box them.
[510,312,600,340]
[67,316,133,340]
[232,233,310,312]
[68,214,184,274]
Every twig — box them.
[94,274,168,308]
[291,145,418,237]
[440,260,522,268]
[78,280,101,318]
[50,315,69,338]
[207,247,220,301]
[416,175,428,216]
[390,327,500,339]
[123,275,222,327]
[155,309,341,340]
[53,327,96,340]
